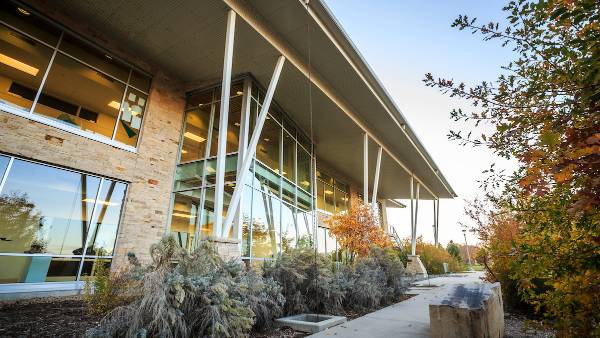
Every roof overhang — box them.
[24,0,456,201]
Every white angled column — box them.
[412,182,420,255]
[363,133,369,204]
[214,9,237,237]
[221,55,286,237]
[371,146,382,209]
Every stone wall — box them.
[0,72,185,269]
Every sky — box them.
[324,0,517,246]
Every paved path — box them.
[308,272,485,338]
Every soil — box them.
[0,293,416,338]
[0,296,102,338]
[504,312,556,338]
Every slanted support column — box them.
[371,146,382,210]
[221,55,286,237]
[233,78,252,241]
[214,9,236,237]
[433,198,440,246]
[363,133,369,204]
[410,177,420,255]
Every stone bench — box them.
[429,282,504,338]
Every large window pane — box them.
[324,184,335,213]
[297,148,311,193]
[282,131,295,182]
[84,180,126,256]
[34,53,126,140]
[241,185,253,257]
[281,202,296,252]
[169,190,200,251]
[0,255,81,283]
[256,116,280,173]
[0,155,9,178]
[204,154,237,184]
[199,185,232,239]
[325,228,336,254]
[334,188,348,213]
[0,24,54,111]
[173,161,203,191]
[180,106,211,163]
[316,180,325,210]
[251,189,280,258]
[114,87,147,146]
[254,161,280,197]
[296,209,313,248]
[0,159,101,255]
[317,227,326,253]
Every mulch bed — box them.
[0,296,102,338]
[0,294,416,338]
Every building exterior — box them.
[0,0,455,298]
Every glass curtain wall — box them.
[0,2,151,147]
[169,78,316,260]
[315,170,350,256]
[0,153,127,284]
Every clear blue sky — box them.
[324,0,516,246]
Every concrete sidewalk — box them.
[308,272,485,338]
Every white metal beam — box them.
[412,182,420,255]
[371,146,382,209]
[363,133,369,204]
[214,9,236,237]
[221,55,286,237]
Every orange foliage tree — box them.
[326,198,392,262]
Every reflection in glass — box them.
[254,161,280,196]
[317,227,326,253]
[0,2,62,45]
[334,188,348,213]
[325,228,336,254]
[0,24,54,111]
[241,185,253,257]
[79,258,111,281]
[34,53,126,140]
[204,155,237,184]
[173,161,203,191]
[0,159,100,255]
[114,87,147,146]
[180,105,211,163]
[281,202,296,252]
[0,155,9,178]
[0,255,80,283]
[296,209,313,248]
[85,181,127,256]
[316,180,325,210]
[251,188,280,258]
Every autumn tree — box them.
[326,198,392,262]
[426,0,600,335]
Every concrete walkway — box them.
[308,272,485,338]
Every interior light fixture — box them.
[82,198,117,206]
[107,100,121,109]
[181,149,188,154]
[104,54,113,60]
[172,212,196,219]
[206,166,216,173]
[17,8,30,15]
[301,180,310,186]
[324,190,333,195]
[0,53,38,76]
[264,138,270,142]
[234,122,240,127]
[184,131,206,143]
[236,91,243,95]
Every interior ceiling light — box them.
[104,54,113,60]
[184,131,206,143]
[234,122,240,127]
[206,166,216,173]
[107,101,121,109]
[264,138,270,142]
[301,180,310,186]
[236,91,243,95]
[181,149,188,154]
[0,53,38,76]
[324,190,333,195]
[82,198,117,206]
[172,212,196,218]
[17,7,30,15]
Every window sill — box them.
[0,103,137,154]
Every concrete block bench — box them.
[429,282,504,338]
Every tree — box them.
[426,1,600,335]
[446,240,462,262]
[326,198,392,262]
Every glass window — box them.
[316,180,325,210]
[34,53,126,140]
[317,227,326,253]
[241,185,253,257]
[169,190,200,251]
[173,161,203,191]
[0,155,9,177]
[114,87,147,146]
[251,188,280,258]
[199,187,216,238]
[254,161,280,197]
[0,2,62,46]
[84,181,127,256]
[79,258,111,281]
[324,185,335,213]
[282,131,295,182]
[226,95,242,153]
[0,159,101,255]
[297,189,312,212]
[204,154,237,184]
[0,24,54,111]
[186,88,213,110]
[256,116,280,173]
[325,229,336,254]
[296,209,313,248]
[334,188,348,213]
[297,148,311,193]
[180,105,212,163]
[281,179,295,205]
[0,255,82,283]
[130,70,151,93]
[281,202,296,252]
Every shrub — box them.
[86,237,284,338]
[83,260,130,315]
[403,237,464,274]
